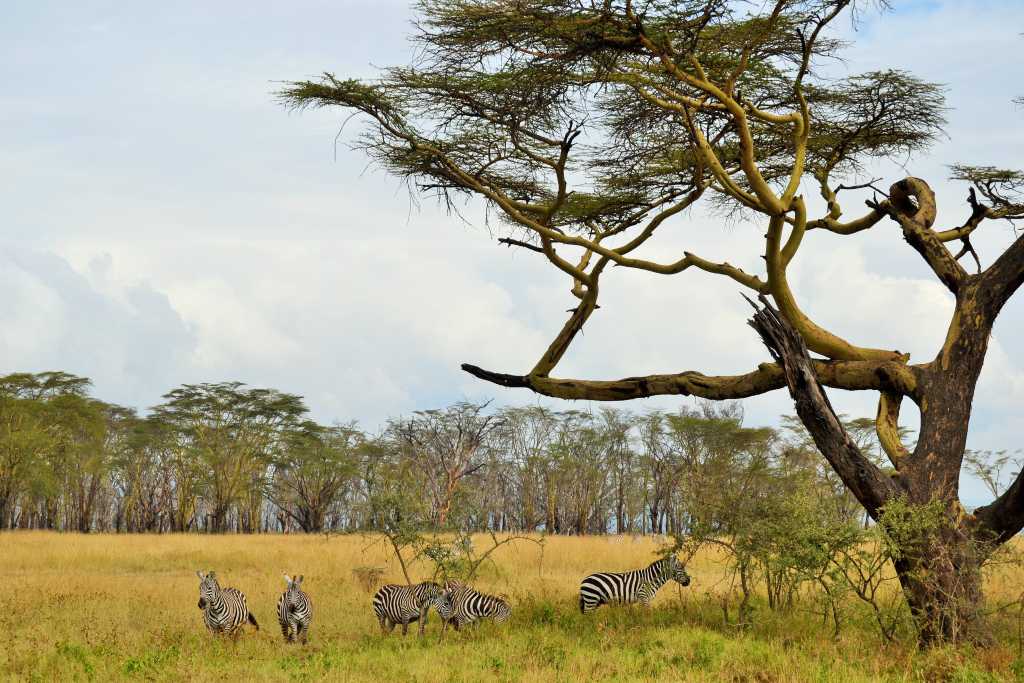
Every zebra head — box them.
[434,590,456,621]
[667,555,691,586]
[283,574,304,605]
[196,570,220,609]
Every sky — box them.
[2,1,1022,505]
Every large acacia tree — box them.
[281,0,1024,643]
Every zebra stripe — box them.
[439,580,511,632]
[277,574,313,643]
[196,571,259,635]
[372,582,444,636]
[579,556,691,613]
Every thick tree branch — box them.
[807,208,884,235]
[461,355,918,403]
[876,391,911,469]
[974,470,1024,545]
[766,212,905,363]
[868,178,967,294]
[746,296,899,518]
[979,231,1024,316]
[531,257,608,376]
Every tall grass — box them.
[0,532,1020,681]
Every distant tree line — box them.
[0,371,1013,540]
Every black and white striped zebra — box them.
[438,580,511,632]
[579,555,691,613]
[372,581,445,636]
[277,574,313,643]
[196,571,259,635]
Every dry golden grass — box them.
[0,532,1021,681]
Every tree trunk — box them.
[891,277,994,645]
[211,505,230,533]
[305,506,324,533]
[749,293,998,646]
[893,527,987,645]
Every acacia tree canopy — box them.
[281,0,1024,644]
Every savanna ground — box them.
[2,533,1024,682]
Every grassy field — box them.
[1,533,1022,682]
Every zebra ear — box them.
[297,575,304,585]
[196,571,205,580]
[208,571,216,580]
[283,574,292,584]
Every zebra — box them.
[579,555,691,613]
[438,580,511,632]
[277,574,313,644]
[196,571,259,636]
[371,581,445,636]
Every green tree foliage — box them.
[152,382,307,533]
[269,422,361,532]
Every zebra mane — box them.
[647,557,669,575]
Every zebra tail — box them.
[579,594,585,614]
[248,612,260,630]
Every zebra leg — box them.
[400,618,409,636]
[418,606,428,636]
[299,624,309,645]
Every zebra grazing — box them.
[196,571,259,636]
[372,581,445,636]
[579,555,691,613]
[438,580,511,632]
[277,574,313,643]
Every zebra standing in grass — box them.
[579,555,691,613]
[438,580,512,632]
[372,581,445,636]
[196,571,259,636]
[277,574,313,643]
